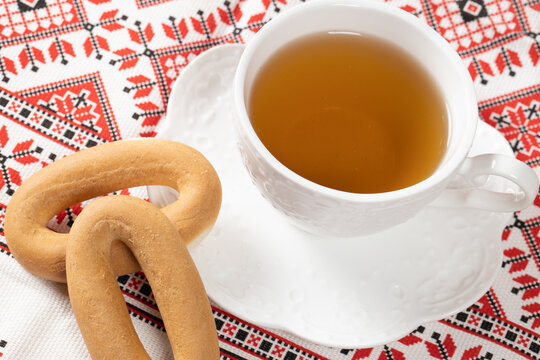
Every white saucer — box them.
[148,44,514,348]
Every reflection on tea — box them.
[248,32,448,193]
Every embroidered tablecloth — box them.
[0,0,539,359]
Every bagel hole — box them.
[146,185,179,208]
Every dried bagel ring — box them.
[5,139,221,283]
[67,195,219,359]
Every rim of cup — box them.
[234,0,478,203]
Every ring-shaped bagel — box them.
[66,195,220,359]
[5,139,222,283]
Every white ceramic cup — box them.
[233,0,539,237]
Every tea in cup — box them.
[249,31,448,194]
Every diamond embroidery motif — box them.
[432,0,519,51]
[458,0,488,22]
[464,1,481,16]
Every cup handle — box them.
[432,154,539,211]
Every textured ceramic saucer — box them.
[148,44,514,348]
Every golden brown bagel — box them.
[66,195,220,359]
[4,139,222,282]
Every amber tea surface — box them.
[248,32,448,193]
